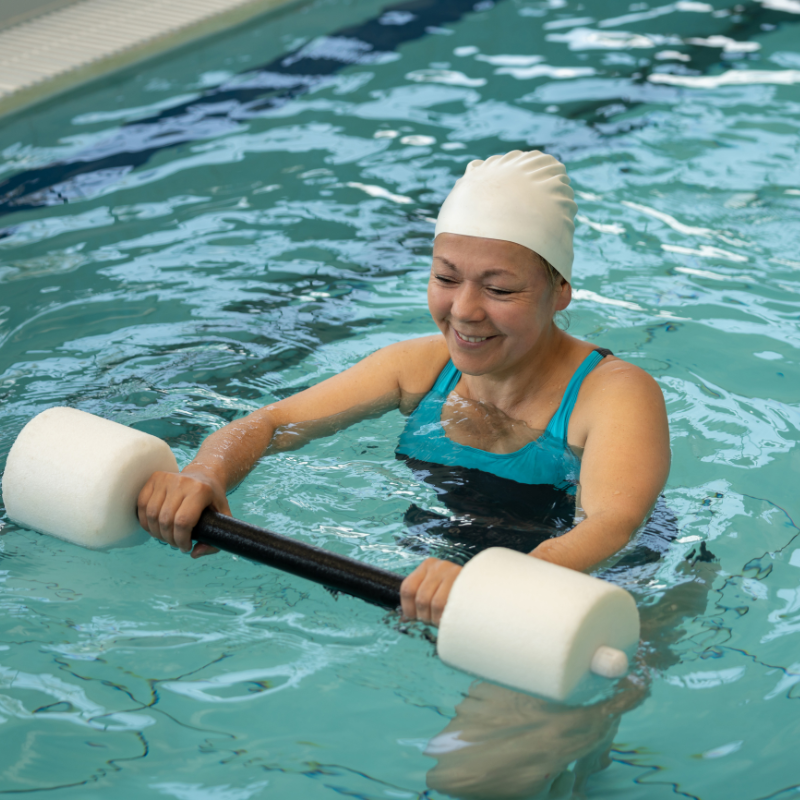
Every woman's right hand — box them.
[137,468,231,558]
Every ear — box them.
[555,279,571,312]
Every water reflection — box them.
[426,681,637,799]
[0,0,799,793]
[423,557,719,799]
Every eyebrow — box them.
[433,255,516,279]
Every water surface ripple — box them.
[1,0,799,797]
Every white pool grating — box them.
[0,0,298,117]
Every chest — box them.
[439,389,559,454]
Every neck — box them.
[460,325,572,414]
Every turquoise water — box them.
[1,0,800,796]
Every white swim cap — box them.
[434,150,578,283]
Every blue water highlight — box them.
[1,0,800,796]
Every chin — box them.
[449,352,492,377]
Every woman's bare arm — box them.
[138,335,449,554]
[531,361,670,571]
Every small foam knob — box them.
[590,645,629,678]
[2,407,179,548]
[436,548,640,701]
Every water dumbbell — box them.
[2,407,640,701]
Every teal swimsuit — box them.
[396,349,612,493]
[395,347,681,570]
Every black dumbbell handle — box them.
[193,509,403,609]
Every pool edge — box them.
[0,0,306,122]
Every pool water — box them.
[1,0,800,796]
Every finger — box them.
[430,567,460,626]
[214,495,233,517]
[413,565,446,624]
[137,476,156,533]
[400,575,418,620]
[145,484,168,541]
[172,495,205,553]
[157,486,187,548]
[190,543,220,559]
[400,559,434,619]
[414,561,461,625]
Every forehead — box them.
[433,232,540,277]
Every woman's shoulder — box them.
[576,351,666,421]
[586,353,660,390]
[378,335,451,395]
[565,346,668,454]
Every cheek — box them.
[427,281,446,318]
[501,302,549,340]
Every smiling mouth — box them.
[454,330,496,344]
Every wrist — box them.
[181,463,227,492]
[530,538,562,563]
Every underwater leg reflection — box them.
[422,556,721,800]
[425,679,641,800]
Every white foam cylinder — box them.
[437,548,640,701]
[2,407,179,548]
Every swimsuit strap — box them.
[432,359,461,395]
[544,348,612,441]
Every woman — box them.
[137,150,670,627]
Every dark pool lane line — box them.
[0,0,797,225]
[0,0,502,221]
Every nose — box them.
[450,281,486,323]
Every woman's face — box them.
[428,233,570,378]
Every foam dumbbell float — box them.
[2,407,640,701]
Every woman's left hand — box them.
[400,558,462,626]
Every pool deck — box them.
[0,0,299,119]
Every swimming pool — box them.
[1,0,799,795]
